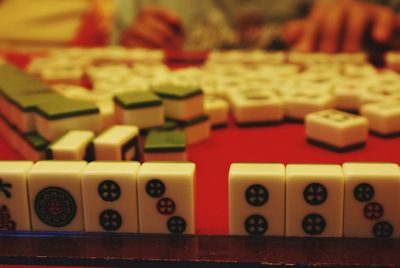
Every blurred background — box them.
[0,0,399,52]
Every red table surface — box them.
[1,52,400,235]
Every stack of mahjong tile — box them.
[0,64,101,160]
[152,84,210,145]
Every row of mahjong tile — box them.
[47,126,189,162]
[226,87,400,138]
[0,161,194,234]
[0,64,215,144]
[1,160,399,238]
[229,162,400,238]
[0,117,205,162]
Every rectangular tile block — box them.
[6,91,65,133]
[114,91,164,129]
[283,91,335,121]
[28,161,87,232]
[228,89,284,126]
[204,96,229,128]
[153,84,204,121]
[305,109,368,152]
[0,161,34,231]
[173,115,210,145]
[361,101,400,137]
[137,162,195,234]
[82,161,140,233]
[343,162,400,238]
[46,130,95,161]
[144,130,187,161]
[34,98,101,141]
[286,164,344,237]
[93,125,139,161]
[229,163,285,236]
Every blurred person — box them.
[116,0,400,52]
[0,0,112,50]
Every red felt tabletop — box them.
[2,52,400,235]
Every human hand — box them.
[120,6,184,49]
[283,0,400,52]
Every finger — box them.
[142,16,183,48]
[319,5,346,53]
[295,3,329,52]
[127,23,169,48]
[294,18,321,52]
[282,19,305,45]
[372,6,396,42]
[343,6,369,52]
[120,34,156,48]
[140,6,183,34]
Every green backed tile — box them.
[169,114,209,127]
[153,84,203,100]
[157,120,178,131]
[6,91,65,111]
[0,64,50,94]
[144,130,186,153]
[114,91,162,109]
[23,132,49,151]
[36,98,99,120]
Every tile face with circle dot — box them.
[137,162,195,234]
[228,163,285,236]
[305,109,368,152]
[342,163,400,238]
[82,161,140,233]
[27,161,87,232]
[286,164,344,237]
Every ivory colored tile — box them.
[361,101,400,137]
[204,96,229,128]
[137,162,195,234]
[97,100,115,131]
[360,86,400,106]
[114,91,164,129]
[0,161,34,231]
[229,163,285,236]
[46,130,95,160]
[153,84,204,120]
[93,125,139,161]
[35,98,101,141]
[334,83,364,112]
[343,163,400,238]
[6,92,65,133]
[227,89,284,126]
[286,164,344,237]
[283,91,335,121]
[177,115,210,145]
[82,161,140,232]
[305,109,368,152]
[144,131,186,162]
[28,161,87,232]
